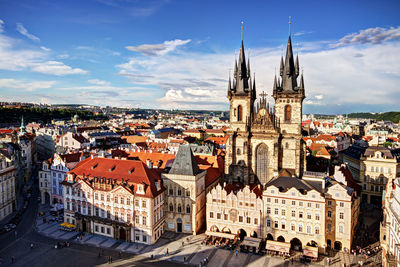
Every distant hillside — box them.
[347,112,400,123]
[0,107,107,124]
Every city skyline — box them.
[0,0,399,114]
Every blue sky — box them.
[0,0,399,114]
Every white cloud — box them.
[16,23,40,42]
[315,95,323,100]
[88,79,109,85]
[333,26,400,47]
[126,39,191,56]
[0,19,4,33]
[31,61,88,75]
[0,78,56,91]
[40,46,51,51]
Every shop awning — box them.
[205,231,236,239]
[303,246,318,258]
[241,237,261,248]
[60,222,75,228]
[265,240,290,253]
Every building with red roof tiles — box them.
[62,157,165,244]
[56,132,89,150]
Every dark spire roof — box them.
[252,73,257,100]
[273,74,277,90]
[279,56,284,76]
[169,145,202,176]
[295,54,299,77]
[299,73,304,89]
[230,39,250,95]
[281,35,297,91]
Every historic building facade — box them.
[224,35,305,186]
[62,157,165,245]
[162,145,207,234]
[0,144,17,222]
[360,146,400,205]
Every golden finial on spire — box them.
[241,20,244,41]
[289,16,291,36]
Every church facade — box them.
[225,35,306,185]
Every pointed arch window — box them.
[186,204,191,214]
[256,144,268,183]
[284,105,291,122]
[177,204,182,213]
[237,105,243,121]
[169,203,173,212]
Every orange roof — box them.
[122,135,148,144]
[69,157,163,198]
[128,151,175,169]
[205,136,228,145]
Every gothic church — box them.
[225,34,306,185]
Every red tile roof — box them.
[68,157,164,198]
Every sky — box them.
[0,0,399,114]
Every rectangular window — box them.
[339,212,344,219]
[246,217,251,224]
[114,197,118,204]
[254,218,258,225]
[267,207,271,214]
[142,200,146,208]
[100,194,104,201]
[282,199,286,204]
[282,221,286,229]
[291,224,295,231]
[143,235,147,242]
[127,199,130,205]
[267,198,271,203]
[135,199,139,206]
[239,216,243,223]
[210,212,214,218]
[292,201,296,206]
[307,203,312,208]
[217,213,221,219]
[95,225,99,232]
[299,202,303,207]
[107,228,111,235]
[266,219,271,227]
[339,202,344,207]
[135,215,139,224]
[316,203,320,209]
[316,214,320,220]
[120,198,124,205]
[107,195,110,202]
[107,211,111,219]
[101,226,104,233]
[224,214,228,220]
[307,213,312,220]
[299,211,303,218]
[327,200,332,206]
[274,199,278,204]
[274,221,278,228]
[95,193,98,200]
[292,210,295,217]
[328,211,332,218]
[88,206,91,216]
[299,225,303,232]
[142,216,147,226]
[274,208,279,215]
[95,207,99,217]
[281,209,286,216]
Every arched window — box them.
[186,204,191,214]
[169,203,173,212]
[237,105,243,121]
[177,188,182,196]
[256,144,268,183]
[284,105,291,122]
[177,204,182,213]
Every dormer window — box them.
[91,163,98,169]
[109,165,116,172]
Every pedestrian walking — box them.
[235,249,238,256]
[327,258,330,265]
[182,241,184,247]
[166,248,169,255]
[11,256,14,264]
[110,256,113,263]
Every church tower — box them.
[272,34,305,176]
[225,36,256,184]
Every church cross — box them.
[259,91,268,99]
